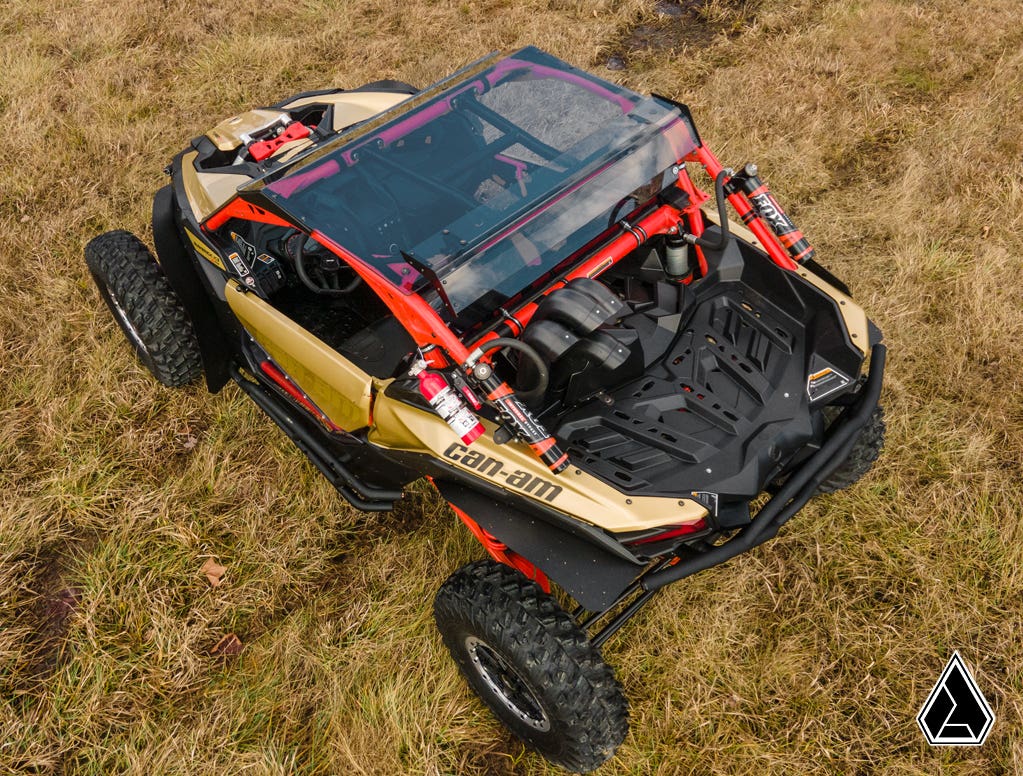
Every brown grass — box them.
[2,0,1022,773]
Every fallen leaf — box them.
[200,558,227,587]
[20,215,30,223]
[211,633,243,656]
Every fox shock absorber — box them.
[731,163,816,264]
[467,360,569,474]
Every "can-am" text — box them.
[443,443,563,502]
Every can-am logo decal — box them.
[184,228,225,270]
[917,652,994,746]
[444,443,563,503]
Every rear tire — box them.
[434,560,628,773]
[818,405,886,493]
[85,230,202,387]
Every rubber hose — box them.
[692,170,730,251]
[478,337,550,404]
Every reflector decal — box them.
[807,364,852,402]
[185,228,225,270]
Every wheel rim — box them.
[465,636,551,732]
[103,283,150,357]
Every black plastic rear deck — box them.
[555,237,863,502]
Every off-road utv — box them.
[86,47,885,772]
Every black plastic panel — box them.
[555,238,864,499]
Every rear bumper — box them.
[641,343,887,592]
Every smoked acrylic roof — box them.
[248,48,699,322]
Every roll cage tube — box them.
[312,230,570,474]
[469,140,812,351]
[301,131,811,473]
[312,230,469,360]
[683,144,800,271]
[332,51,637,171]
[471,203,683,351]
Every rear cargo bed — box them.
[555,238,864,504]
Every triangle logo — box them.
[917,652,994,746]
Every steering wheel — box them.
[293,235,362,296]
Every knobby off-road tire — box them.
[85,230,202,387]
[818,405,886,493]
[434,559,628,773]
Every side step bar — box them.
[230,366,403,512]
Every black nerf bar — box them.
[231,367,402,511]
[641,344,886,592]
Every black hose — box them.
[478,337,550,404]
[689,170,730,251]
[608,195,639,229]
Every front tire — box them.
[85,230,203,387]
[434,560,628,773]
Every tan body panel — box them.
[369,393,709,534]
[180,151,248,223]
[710,209,869,354]
[278,91,410,132]
[207,109,289,151]
[183,92,409,223]
[226,278,706,532]
[225,281,373,432]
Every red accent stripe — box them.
[630,519,707,545]
[547,452,569,471]
[259,360,341,431]
[487,384,514,400]
[792,245,814,261]
[204,198,293,232]
[530,437,557,455]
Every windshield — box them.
[262,47,699,321]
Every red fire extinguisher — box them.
[410,362,484,445]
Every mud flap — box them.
[152,185,232,392]
[433,479,644,611]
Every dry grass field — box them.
[2,0,1022,772]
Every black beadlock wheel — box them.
[434,559,629,773]
[818,405,886,493]
[85,230,203,387]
